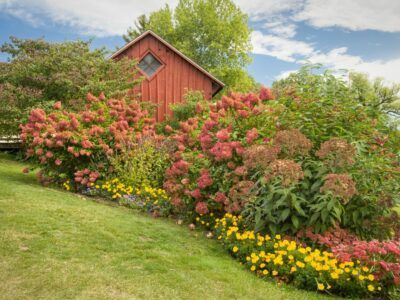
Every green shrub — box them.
[109,137,172,188]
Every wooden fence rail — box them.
[0,136,22,149]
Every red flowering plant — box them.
[163,87,278,219]
[20,92,156,189]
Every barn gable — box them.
[111,31,224,121]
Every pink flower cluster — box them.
[162,87,317,216]
[164,89,275,214]
[21,93,156,187]
[197,169,213,189]
[74,169,100,187]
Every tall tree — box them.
[349,72,400,117]
[124,0,255,92]
[123,14,149,42]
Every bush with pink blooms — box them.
[20,93,156,188]
[162,76,399,239]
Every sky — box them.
[0,0,400,86]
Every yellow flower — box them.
[330,272,339,279]
[250,265,256,271]
[296,261,305,268]
[362,266,369,272]
[275,234,281,240]
[317,283,325,291]
[232,246,239,253]
[260,263,266,268]
[272,270,278,276]
[262,269,269,275]
[367,285,375,292]
[368,274,374,281]
[359,275,365,281]
[290,266,297,273]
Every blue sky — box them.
[1,0,399,85]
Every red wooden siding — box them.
[113,34,214,121]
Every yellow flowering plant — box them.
[122,184,172,217]
[86,178,172,217]
[214,213,385,298]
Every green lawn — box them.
[0,153,336,300]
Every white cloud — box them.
[273,46,400,83]
[294,0,400,32]
[1,0,399,83]
[306,47,400,83]
[0,0,178,36]
[275,69,298,80]
[234,0,303,20]
[263,21,297,38]
[1,0,399,36]
[251,31,314,62]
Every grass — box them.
[0,153,337,300]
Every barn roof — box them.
[111,30,225,95]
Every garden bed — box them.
[0,154,332,300]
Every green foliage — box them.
[349,72,400,117]
[124,0,255,92]
[171,90,205,121]
[109,138,172,188]
[156,90,209,133]
[243,180,308,235]
[0,36,139,136]
[272,66,400,238]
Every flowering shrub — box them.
[21,93,156,188]
[214,213,388,298]
[273,68,400,239]
[162,80,399,238]
[162,89,347,233]
[163,89,276,220]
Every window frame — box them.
[137,50,165,81]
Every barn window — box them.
[138,53,162,77]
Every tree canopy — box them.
[0,37,139,136]
[124,0,255,92]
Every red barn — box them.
[111,30,224,121]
